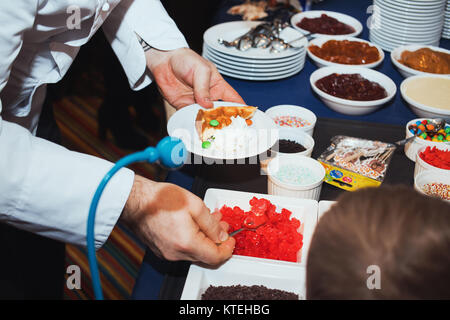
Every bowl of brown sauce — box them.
[307,37,384,68]
[391,45,450,78]
[310,66,397,115]
[291,10,362,38]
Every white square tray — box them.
[318,200,337,221]
[203,188,319,266]
[181,256,306,300]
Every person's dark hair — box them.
[306,185,450,299]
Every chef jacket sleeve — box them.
[0,1,134,249]
[102,0,189,90]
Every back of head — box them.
[306,185,450,299]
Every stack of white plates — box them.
[202,21,308,81]
[443,0,450,39]
[369,0,447,52]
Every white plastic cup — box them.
[267,154,325,200]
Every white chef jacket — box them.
[0,0,188,249]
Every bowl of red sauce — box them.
[307,37,384,69]
[291,11,363,38]
[310,66,397,115]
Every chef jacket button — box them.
[102,2,110,11]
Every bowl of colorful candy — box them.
[310,66,397,115]
[414,171,450,202]
[267,154,325,200]
[404,118,450,161]
[414,145,450,178]
[265,105,317,136]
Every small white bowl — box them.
[414,144,450,178]
[391,45,450,78]
[291,10,363,38]
[265,105,317,136]
[310,66,397,115]
[414,171,450,202]
[404,118,450,161]
[307,36,384,69]
[400,75,450,121]
[267,154,325,200]
[260,129,314,172]
[271,129,315,158]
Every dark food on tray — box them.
[220,197,302,262]
[315,73,388,101]
[201,285,299,300]
[309,39,380,65]
[399,48,450,74]
[297,13,355,35]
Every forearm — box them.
[0,121,134,248]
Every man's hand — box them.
[121,175,235,265]
[145,47,245,109]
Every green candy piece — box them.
[420,132,427,139]
[445,127,450,134]
[209,119,219,127]
[438,135,444,141]
[202,141,211,149]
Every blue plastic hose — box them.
[87,137,186,300]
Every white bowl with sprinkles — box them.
[267,154,325,200]
[265,105,317,136]
[414,171,450,202]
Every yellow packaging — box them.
[317,136,396,191]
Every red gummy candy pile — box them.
[220,197,303,262]
[419,146,450,170]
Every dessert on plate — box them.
[195,106,257,151]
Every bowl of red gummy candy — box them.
[404,118,450,162]
[414,145,450,178]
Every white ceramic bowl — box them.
[267,154,325,200]
[260,128,315,172]
[290,10,363,38]
[404,118,450,161]
[307,36,384,69]
[265,104,317,136]
[400,75,450,122]
[310,66,397,115]
[270,128,315,158]
[391,45,450,78]
[414,171,450,202]
[414,144,450,177]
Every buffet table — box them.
[131,0,450,300]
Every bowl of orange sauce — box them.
[307,37,384,69]
[391,45,450,78]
